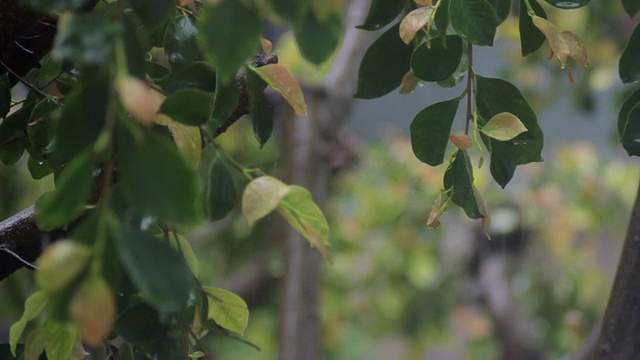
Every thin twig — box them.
[464,42,474,135]
[0,59,48,97]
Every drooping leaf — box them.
[354,24,415,99]
[474,186,491,232]
[399,7,434,45]
[481,112,528,141]
[488,138,518,188]
[532,16,588,69]
[248,64,306,115]
[164,16,199,71]
[203,286,249,336]
[9,291,48,357]
[278,185,333,263]
[53,13,121,65]
[0,73,9,118]
[410,96,462,166]
[117,128,201,224]
[519,0,547,56]
[43,319,77,360]
[426,191,444,229]
[450,0,499,46]
[433,0,450,35]
[620,102,640,156]
[245,69,274,147]
[443,150,483,218]
[242,176,291,226]
[35,240,91,294]
[207,155,238,221]
[294,10,343,64]
[157,61,217,93]
[357,0,404,30]
[623,0,640,18]
[127,0,175,29]
[475,75,543,165]
[70,275,116,347]
[117,227,193,314]
[24,327,45,360]
[160,89,215,126]
[199,0,262,81]
[411,35,463,82]
[620,23,640,84]
[400,70,421,94]
[35,151,94,231]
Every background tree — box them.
[0,0,639,359]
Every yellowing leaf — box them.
[400,70,420,94]
[248,64,307,115]
[117,76,162,126]
[532,16,588,69]
[399,7,434,45]
[449,133,472,150]
[277,186,333,263]
[260,37,273,55]
[480,112,527,141]
[242,175,291,226]
[10,291,48,356]
[70,275,116,347]
[36,240,91,295]
[169,120,202,169]
[204,286,249,336]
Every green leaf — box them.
[410,96,462,166]
[434,0,450,35]
[411,35,463,82]
[123,14,150,79]
[620,23,640,84]
[35,240,92,294]
[450,0,499,46]
[207,155,238,221]
[28,156,54,179]
[437,46,468,88]
[27,97,59,159]
[54,69,108,165]
[118,128,201,224]
[269,0,309,23]
[53,13,121,65]
[519,0,547,57]
[0,73,9,118]
[443,150,482,218]
[357,0,404,30]
[488,139,517,188]
[481,112,528,141]
[618,88,640,137]
[160,89,215,126]
[242,175,291,226]
[623,0,640,18]
[35,151,94,231]
[294,10,343,64]
[211,73,241,128]
[199,0,262,81]
[204,286,249,336]
[21,0,89,12]
[43,319,77,360]
[117,227,193,314]
[166,119,202,169]
[278,185,333,263]
[248,64,307,115]
[127,0,176,29]
[115,303,168,343]
[115,343,135,360]
[164,16,199,71]
[487,0,511,23]
[24,327,45,360]
[167,232,199,276]
[354,24,415,99]
[475,75,543,164]
[246,70,274,147]
[620,102,640,156]
[9,291,48,357]
[157,62,217,93]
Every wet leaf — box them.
[411,35,463,82]
[164,16,199,71]
[53,13,121,65]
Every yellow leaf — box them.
[480,112,527,141]
[260,37,273,55]
[400,70,420,94]
[117,76,162,126]
[415,0,433,5]
[427,191,443,229]
[532,16,588,69]
[249,64,307,115]
[204,286,249,336]
[399,7,434,45]
[70,275,116,347]
[36,240,91,295]
[242,176,291,226]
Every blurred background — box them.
[1,1,639,359]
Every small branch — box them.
[464,42,474,135]
[212,75,250,138]
[0,59,49,97]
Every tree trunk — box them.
[587,176,640,359]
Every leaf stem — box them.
[464,42,474,135]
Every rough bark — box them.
[587,177,640,359]
[277,1,372,359]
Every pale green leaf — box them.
[9,291,48,356]
[204,286,249,336]
[43,319,77,360]
[248,64,306,115]
[481,112,528,141]
[242,176,291,226]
